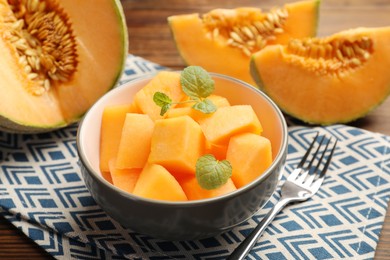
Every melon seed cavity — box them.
[1,0,78,95]
[203,7,288,57]
[286,36,373,76]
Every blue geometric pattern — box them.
[1,54,390,259]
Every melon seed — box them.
[204,7,289,56]
[1,0,78,96]
[286,36,374,75]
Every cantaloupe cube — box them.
[166,107,206,122]
[99,103,137,172]
[116,113,154,169]
[205,141,228,160]
[108,159,140,193]
[180,177,237,200]
[133,164,188,201]
[200,105,263,144]
[176,94,231,108]
[134,71,186,121]
[148,116,204,177]
[166,95,231,123]
[226,133,272,188]
[101,171,113,184]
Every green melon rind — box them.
[249,55,390,125]
[0,0,128,134]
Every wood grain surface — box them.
[1,0,389,258]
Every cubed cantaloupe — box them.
[133,164,188,201]
[180,177,237,200]
[99,103,137,172]
[108,159,140,193]
[134,71,186,121]
[166,94,231,123]
[148,116,204,177]
[226,133,272,188]
[205,141,228,160]
[199,105,263,144]
[165,107,206,122]
[116,113,154,169]
[176,94,231,108]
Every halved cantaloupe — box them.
[168,0,319,85]
[0,0,127,133]
[251,27,390,125]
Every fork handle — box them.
[227,198,291,260]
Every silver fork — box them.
[228,133,337,260]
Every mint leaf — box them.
[196,154,232,190]
[192,98,217,114]
[160,104,171,116]
[180,66,215,99]
[153,92,172,107]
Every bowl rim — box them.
[77,72,288,207]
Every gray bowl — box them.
[77,72,288,240]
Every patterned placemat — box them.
[0,55,389,259]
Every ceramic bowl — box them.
[77,72,288,240]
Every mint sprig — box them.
[153,66,217,116]
[196,154,232,190]
[181,66,215,99]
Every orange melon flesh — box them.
[148,116,204,177]
[108,159,140,193]
[134,71,186,121]
[166,94,231,122]
[227,133,272,188]
[133,164,188,202]
[251,27,390,124]
[180,177,237,201]
[176,94,231,108]
[168,0,319,85]
[200,105,263,145]
[205,141,228,160]
[99,104,135,172]
[116,113,154,169]
[101,171,113,184]
[0,0,127,133]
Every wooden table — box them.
[1,0,389,258]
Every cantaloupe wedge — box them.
[134,71,186,121]
[226,133,272,188]
[200,105,263,144]
[180,177,237,200]
[116,113,154,169]
[108,159,140,193]
[99,103,137,172]
[148,116,204,177]
[133,164,188,201]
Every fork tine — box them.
[319,139,338,178]
[296,169,309,183]
[306,137,338,189]
[302,137,330,186]
[297,132,319,168]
